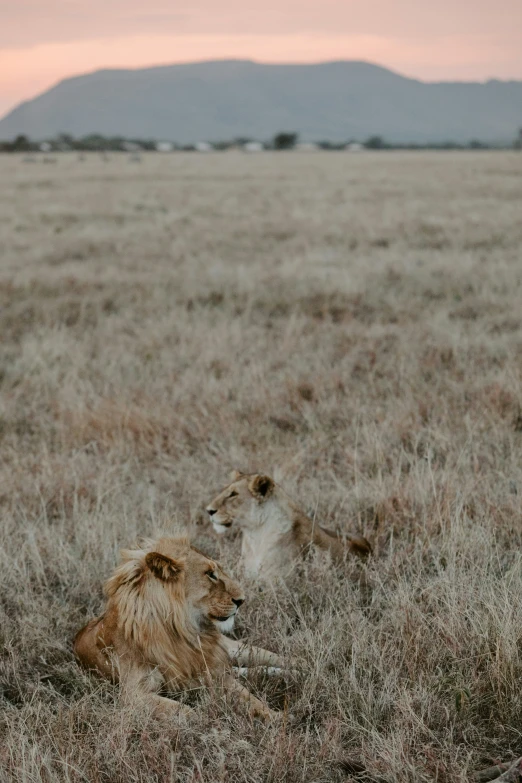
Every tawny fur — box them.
[207,472,372,580]
[74,536,285,721]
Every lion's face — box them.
[206,471,275,534]
[144,538,245,634]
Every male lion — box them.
[74,536,286,721]
[207,472,372,580]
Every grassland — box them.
[1,150,522,782]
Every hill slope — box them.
[1,59,521,144]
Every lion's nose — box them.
[232,598,244,608]
[207,508,217,517]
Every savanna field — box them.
[1,150,522,782]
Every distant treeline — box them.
[1,130,521,153]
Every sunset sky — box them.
[1,0,521,116]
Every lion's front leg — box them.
[145,693,193,720]
[221,636,286,668]
[221,636,301,680]
[221,673,276,722]
[120,663,193,721]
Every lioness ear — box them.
[249,475,274,500]
[145,552,183,581]
[230,469,243,482]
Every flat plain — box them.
[1,151,522,782]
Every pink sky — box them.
[1,0,522,116]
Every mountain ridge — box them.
[1,59,521,144]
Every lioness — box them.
[207,472,372,579]
[74,536,286,721]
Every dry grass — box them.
[1,150,522,782]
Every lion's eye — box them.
[206,570,218,582]
[228,491,238,499]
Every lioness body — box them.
[74,537,284,720]
[207,472,371,580]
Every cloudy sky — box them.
[1,0,521,115]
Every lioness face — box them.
[145,538,244,634]
[206,471,275,534]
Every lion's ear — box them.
[145,552,183,581]
[248,474,274,500]
[230,469,243,482]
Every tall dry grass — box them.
[1,151,522,782]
